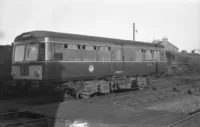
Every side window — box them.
[98,46,111,61]
[154,50,160,61]
[145,50,153,61]
[142,49,146,61]
[151,50,154,60]
[54,43,64,60]
[65,44,80,49]
[136,49,142,61]
[63,43,81,61]
[124,47,136,61]
[82,45,97,61]
[111,46,122,61]
[84,45,96,50]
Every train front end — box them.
[11,32,49,92]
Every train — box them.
[0,30,199,99]
[1,31,167,99]
[172,52,200,74]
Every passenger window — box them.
[124,47,136,61]
[82,45,96,61]
[111,46,122,61]
[154,50,160,61]
[63,43,81,61]
[151,50,154,60]
[98,46,111,61]
[142,49,146,61]
[85,45,96,50]
[145,50,153,61]
[99,46,110,52]
[66,44,79,49]
[136,49,142,61]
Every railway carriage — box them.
[174,52,200,73]
[0,45,12,94]
[11,31,167,99]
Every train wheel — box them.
[137,76,149,90]
[76,92,80,99]
[80,94,90,99]
[76,92,90,100]
[63,89,70,98]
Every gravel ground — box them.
[147,95,200,114]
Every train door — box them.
[111,45,124,74]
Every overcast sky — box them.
[0,0,199,52]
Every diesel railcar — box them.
[11,31,167,99]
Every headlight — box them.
[11,71,16,76]
[35,70,41,77]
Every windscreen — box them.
[13,45,25,62]
[13,43,39,62]
[25,44,39,61]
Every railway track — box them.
[0,111,54,127]
[162,110,200,127]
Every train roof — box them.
[14,30,164,48]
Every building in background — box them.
[191,49,200,54]
[153,37,179,68]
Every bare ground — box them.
[0,74,200,126]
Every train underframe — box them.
[61,75,151,99]
[9,75,150,99]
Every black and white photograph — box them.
[0,0,200,126]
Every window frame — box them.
[82,44,97,61]
[98,46,111,61]
[13,44,26,62]
[53,43,64,60]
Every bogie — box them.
[61,75,150,99]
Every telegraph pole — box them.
[133,23,135,41]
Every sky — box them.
[0,0,200,52]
